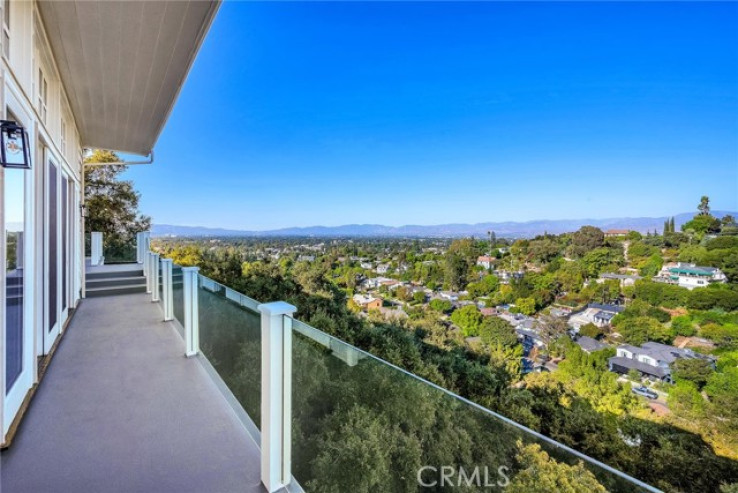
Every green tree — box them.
[683,214,721,236]
[670,315,696,337]
[479,316,518,347]
[513,297,536,316]
[698,195,711,216]
[506,441,607,493]
[668,380,706,418]
[84,150,150,259]
[467,274,500,298]
[671,358,714,389]
[450,305,484,336]
[638,253,664,278]
[569,226,605,258]
[443,238,480,291]
[616,316,670,345]
[429,298,452,313]
[579,322,603,339]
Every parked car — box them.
[632,386,658,399]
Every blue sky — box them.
[124,1,738,230]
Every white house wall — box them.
[0,0,83,444]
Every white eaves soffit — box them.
[37,0,220,156]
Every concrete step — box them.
[85,284,148,298]
[87,269,144,280]
[86,276,146,289]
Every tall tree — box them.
[698,195,711,216]
[569,226,605,258]
[84,150,151,259]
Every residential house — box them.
[376,263,390,274]
[576,336,608,353]
[516,327,546,351]
[352,294,383,310]
[608,342,716,382]
[599,273,642,287]
[476,255,496,269]
[604,229,631,237]
[494,269,524,284]
[439,291,461,302]
[654,262,727,290]
[361,276,394,290]
[380,278,403,290]
[568,303,624,330]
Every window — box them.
[2,0,9,59]
[60,119,67,155]
[38,68,48,123]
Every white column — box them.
[161,259,173,321]
[258,301,297,492]
[182,267,200,357]
[150,253,160,302]
[90,232,103,266]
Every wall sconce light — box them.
[0,120,31,169]
[80,204,87,218]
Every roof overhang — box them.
[37,0,220,156]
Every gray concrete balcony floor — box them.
[0,291,263,493]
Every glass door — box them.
[61,173,68,322]
[3,161,31,431]
[43,151,60,354]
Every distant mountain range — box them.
[152,211,737,239]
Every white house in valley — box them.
[654,262,727,290]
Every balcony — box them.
[1,234,659,492]
[0,280,262,492]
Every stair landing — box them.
[85,261,147,297]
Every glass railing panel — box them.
[172,264,184,331]
[290,319,656,493]
[102,237,137,264]
[198,275,262,428]
[158,261,164,304]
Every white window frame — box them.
[2,0,9,60]
[60,118,67,155]
[38,68,48,123]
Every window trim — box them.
[2,0,10,60]
[38,67,48,123]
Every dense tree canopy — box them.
[84,150,150,260]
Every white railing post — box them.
[91,232,103,266]
[161,259,173,321]
[145,252,152,293]
[258,301,297,492]
[150,252,160,302]
[136,232,144,264]
[182,267,200,357]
